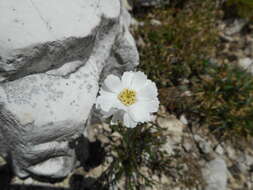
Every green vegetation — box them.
[98,0,253,189]
[189,62,253,136]
[134,0,253,137]
[99,123,174,189]
[135,0,219,88]
[225,0,253,19]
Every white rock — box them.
[202,157,228,190]
[245,154,253,166]
[194,135,212,154]
[157,115,185,155]
[111,132,122,140]
[157,115,184,135]
[183,141,192,152]
[225,18,247,35]
[237,154,253,172]
[237,162,248,173]
[180,114,188,125]
[226,146,236,160]
[238,57,253,73]
[215,145,224,155]
[161,138,175,155]
[150,19,162,26]
[200,142,212,154]
[0,0,139,179]
[23,178,34,185]
[0,0,120,50]
[87,165,105,178]
[2,61,99,127]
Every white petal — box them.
[137,80,158,100]
[123,112,138,128]
[137,99,160,113]
[129,103,151,123]
[104,75,122,93]
[131,72,147,90]
[114,98,127,111]
[96,92,117,112]
[122,71,134,88]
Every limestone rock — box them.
[215,145,224,155]
[239,57,253,73]
[0,0,139,179]
[157,114,185,155]
[150,19,162,26]
[202,158,228,190]
[224,19,248,35]
[194,135,212,154]
[132,0,169,8]
[157,114,185,135]
[0,156,6,167]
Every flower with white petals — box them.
[96,71,159,128]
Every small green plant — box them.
[225,0,253,19]
[190,62,253,136]
[134,0,219,88]
[134,0,253,136]
[99,123,174,189]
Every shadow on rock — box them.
[0,164,13,190]
[69,174,107,190]
[82,140,106,171]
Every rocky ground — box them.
[1,106,253,190]
[219,18,253,74]
[1,1,253,190]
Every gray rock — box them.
[238,57,253,74]
[226,146,236,160]
[237,154,253,173]
[150,19,162,26]
[132,0,169,7]
[157,115,185,155]
[180,114,188,125]
[194,135,212,154]
[0,0,139,179]
[244,154,253,167]
[215,145,224,155]
[183,143,192,152]
[157,115,185,135]
[225,19,248,35]
[202,157,228,190]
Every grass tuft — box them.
[134,0,253,137]
[99,123,175,189]
[224,0,253,20]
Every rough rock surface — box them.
[123,0,169,9]
[134,0,169,7]
[202,158,228,190]
[0,0,139,179]
[3,106,253,190]
[219,18,253,75]
[1,2,253,190]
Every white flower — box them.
[96,71,159,128]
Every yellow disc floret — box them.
[118,88,137,106]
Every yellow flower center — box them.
[118,88,137,106]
